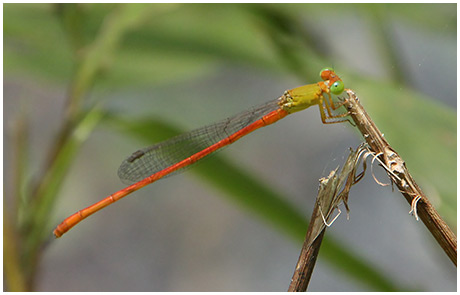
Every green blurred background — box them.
[4,3,456,291]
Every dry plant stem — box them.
[288,144,368,291]
[289,229,326,292]
[288,170,338,292]
[344,89,457,266]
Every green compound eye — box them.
[319,67,334,81]
[330,80,344,95]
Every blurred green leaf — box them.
[23,105,105,273]
[4,4,74,81]
[4,4,285,88]
[65,3,167,117]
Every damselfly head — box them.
[320,67,344,95]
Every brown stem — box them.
[343,89,457,265]
[288,229,326,292]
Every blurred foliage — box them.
[4,3,455,292]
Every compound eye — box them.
[319,67,334,81]
[330,80,344,95]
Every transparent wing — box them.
[118,99,281,184]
